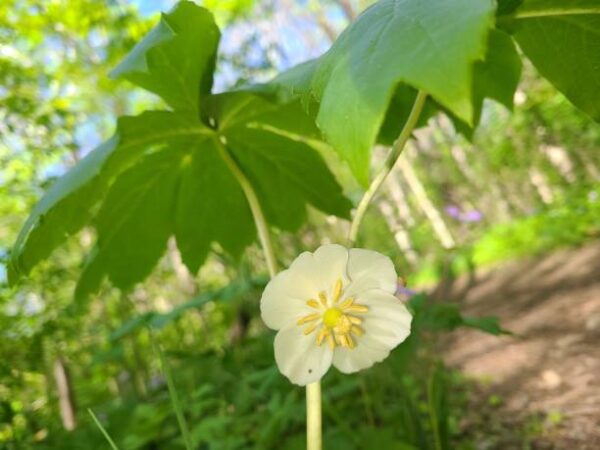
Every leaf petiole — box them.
[348,90,428,245]
[213,135,278,277]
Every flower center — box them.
[323,308,342,328]
[296,278,368,350]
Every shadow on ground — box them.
[434,243,600,449]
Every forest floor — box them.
[437,242,600,450]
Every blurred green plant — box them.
[16,290,505,450]
[2,0,600,449]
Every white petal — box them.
[291,244,349,292]
[332,335,392,373]
[345,248,397,297]
[274,325,333,385]
[361,289,412,346]
[333,290,412,374]
[260,267,318,330]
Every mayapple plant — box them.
[8,0,600,449]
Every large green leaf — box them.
[76,94,350,296]
[111,1,220,113]
[500,0,600,121]
[262,0,496,185]
[8,138,116,284]
[74,95,350,297]
[174,138,254,275]
[9,112,210,283]
[74,95,349,297]
[227,128,350,230]
[83,150,181,291]
[12,3,351,298]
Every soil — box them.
[436,242,600,449]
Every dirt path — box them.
[440,243,600,449]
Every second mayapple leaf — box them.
[260,0,497,185]
[376,27,523,144]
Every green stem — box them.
[348,91,428,245]
[214,136,278,277]
[88,409,120,450]
[215,136,321,448]
[427,372,443,450]
[157,344,193,450]
[359,377,375,427]
[306,381,322,450]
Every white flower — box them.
[260,244,412,386]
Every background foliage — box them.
[1,0,599,449]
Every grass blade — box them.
[88,408,120,450]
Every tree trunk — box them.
[378,198,419,265]
[53,358,76,431]
[398,150,456,249]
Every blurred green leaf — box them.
[501,0,600,121]
[409,294,511,336]
[109,276,266,339]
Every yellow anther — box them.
[335,316,352,334]
[348,316,362,325]
[347,335,356,349]
[339,334,350,347]
[304,322,318,335]
[306,299,320,309]
[300,281,369,351]
[297,313,320,325]
[338,298,354,309]
[316,328,329,346]
[351,326,365,336]
[332,279,343,303]
[327,334,336,349]
[318,292,328,307]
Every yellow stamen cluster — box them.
[296,278,368,350]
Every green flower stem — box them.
[214,136,278,277]
[307,381,322,450]
[215,135,322,450]
[348,91,428,245]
